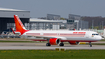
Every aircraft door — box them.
[85,33,89,38]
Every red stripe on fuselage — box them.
[61,40,97,42]
[26,33,85,37]
[30,39,97,42]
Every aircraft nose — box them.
[95,36,102,40]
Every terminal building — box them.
[0,8,30,33]
[69,14,81,20]
[47,14,61,20]
[25,18,67,30]
[67,14,88,30]
[0,8,89,34]
[0,8,67,34]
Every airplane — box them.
[11,15,102,47]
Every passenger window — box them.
[96,34,99,35]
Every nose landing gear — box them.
[89,42,92,47]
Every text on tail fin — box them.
[14,15,28,35]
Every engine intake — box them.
[49,38,60,45]
[68,41,79,45]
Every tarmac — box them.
[0,42,105,50]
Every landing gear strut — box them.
[59,42,64,46]
[46,43,51,46]
[89,42,92,47]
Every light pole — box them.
[92,20,94,29]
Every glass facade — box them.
[47,14,60,20]
[0,18,29,33]
[67,20,74,24]
[25,22,61,30]
[7,23,15,29]
[69,14,81,20]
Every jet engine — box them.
[49,38,60,45]
[68,41,79,45]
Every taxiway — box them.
[0,42,105,50]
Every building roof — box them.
[30,18,66,23]
[0,7,29,12]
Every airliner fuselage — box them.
[12,15,102,47]
[23,30,102,42]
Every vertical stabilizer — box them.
[14,15,28,35]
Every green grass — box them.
[0,38,47,43]
[100,39,105,41]
[85,43,105,45]
[91,43,105,45]
[0,50,105,59]
[0,40,36,43]
[0,40,47,43]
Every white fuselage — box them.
[22,30,102,42]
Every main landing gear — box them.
[46,43,51,46]
[89,42,92,47]
[46,42,64,46]
[59,42,64,46]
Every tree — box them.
[60,17,65,20]
[94,26,99,29]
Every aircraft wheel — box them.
[59,42,64,46]
[89,42,92,47]
[46,43,51,46]
[90,45,92,47]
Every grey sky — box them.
[0,0,105,18]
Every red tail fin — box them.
[14,15,28,35]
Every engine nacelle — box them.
[68,41,79,45]
[49,38,60,45]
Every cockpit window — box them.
[96,34,99,35]
[92,34,99,35]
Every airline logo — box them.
[14,15,28,35]
[15,15,26,29]
[73,32,86,34]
